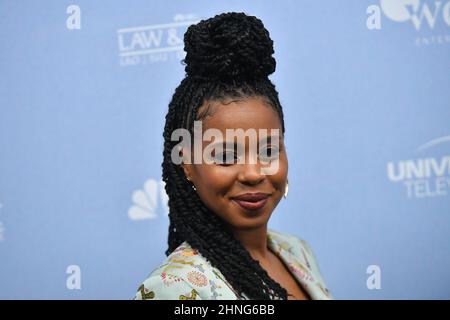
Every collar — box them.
[267,230,331,300]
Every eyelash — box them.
[213,146,280,166]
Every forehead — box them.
[198,97,282,132]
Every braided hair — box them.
[162,12,287,300]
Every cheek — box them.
[193,166,237,216]
[270,156,288,190]
[195,165,236,195]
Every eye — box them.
[259,145,280,164]
[213,151,238,165]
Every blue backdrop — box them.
[0,0,449,299]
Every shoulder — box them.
[268,228,317,256]
[267,228,333,299]
[267,228,301,243]
[134,242,240,300]
[267,228,311,252]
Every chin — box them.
[228,209,273,230]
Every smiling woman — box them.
[134,12,333,300]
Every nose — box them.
[237,162,265,186]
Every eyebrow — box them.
[205,135,281,149]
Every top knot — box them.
[182,12,276,82]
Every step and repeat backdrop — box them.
[0,0,449,299]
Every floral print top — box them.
[134,229,333,300]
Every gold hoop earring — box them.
[284,180,289,199]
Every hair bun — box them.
[182,12,276,81]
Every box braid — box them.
[161,12,288,300]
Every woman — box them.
[135,12,332,300]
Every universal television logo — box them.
[387,136,450,199]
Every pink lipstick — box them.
[231,193,270,211]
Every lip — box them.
[231,193,270,212]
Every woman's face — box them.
[182,96,288,232]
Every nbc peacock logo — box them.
[0,222,4,242]
[128,179,169,220]
[386,135,450,198]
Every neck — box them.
[231,224,270,261]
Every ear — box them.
[180,147,193,181]
[182,162,193,181]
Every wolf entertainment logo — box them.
[380,0,450,29]
[387,136,450,199]
[117,14,199,67]
[368,0,450,45]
